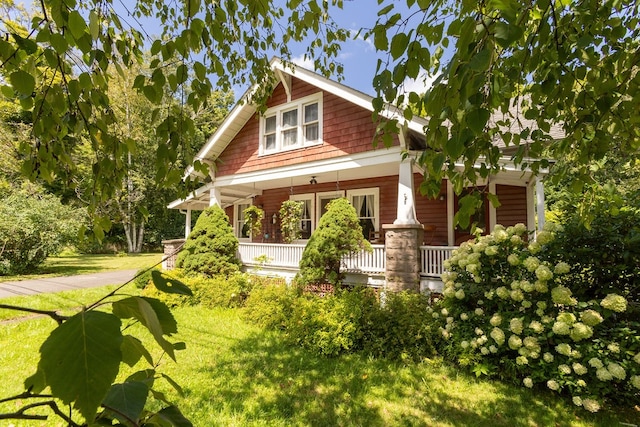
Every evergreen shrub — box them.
[296,198,371,286]
[176,205,240,277]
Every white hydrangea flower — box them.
[634,352,640,364]
[535,264,554,282]
[607,343,620,353]
[631,375,640,389]
[455,289,466,299]
[489,345,498,353]
[582,399,601,413]
[572,396,583,406]
[496,287,510,299]
[588,358,604,369]
[543,352,554,363]
[490,328,505,345]
[547,380,560,391]
[480,346,490,355]
[596,368,613,381]
[572,363,588,375]
[523,256,540,272]
[507,253,520,265]
[475,308,484,316]
[516,356,528,365]
[554,262,571,275]
[551,286,577,305]
[580,309,603,326]
[508,335,523,350]
[528,320,544,334]
[558,364,572,375]
[570,322,593,342]
[460,312,469,321]
[555,343,572,356]
[552,321,571,335]
[509,318,524,334]
[510,289,524,301]
[523,377,533,388]
[607,363,626,380]
[600,293,628,312]
[533,280,548,293]
[460,341,469,349]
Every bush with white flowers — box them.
[438,222,639,412]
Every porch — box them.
[163,240,456,293]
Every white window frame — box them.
[289,193,315,241]
[234,200,252,241]
[259,92,323,155]
[347,188,380,236]
[315,190,345,226]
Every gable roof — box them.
[185,57,428,179]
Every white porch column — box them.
[394,157,419,225]
[184,208,192,239]
[209,186,222,207]
[536,177,546,231]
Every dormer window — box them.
[260,92,322,155]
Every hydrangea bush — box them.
[437,223,639,412]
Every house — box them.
[165,58,548,292]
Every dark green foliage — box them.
[132,267,156,289]
[363,291,437,361]
[245,284,439,360]
[176,205,240,277]
[0,187,83,274]
[297,198,371,286]
[544,206,640,310]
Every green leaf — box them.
[102,381,149,424]
[9,70,35,95]
[68,10,88,39]
[469,48,491,71]
[151,270,193,295]
[121,335,154,367]
[112,297,178,360]
[467,108,490,134]
[487,192,502,208]
[390,33,409,60]
[36,311,123,422]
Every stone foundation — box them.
[161,239,186,270]
[382,224,424,292]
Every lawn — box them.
[0,252,162,282]
[0,285,637,426]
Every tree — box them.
[368,0,639,217]
[297,198,371,286]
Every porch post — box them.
[384,156,423,293]
[536,177,546,231]
[184,208,192,239]
[209,186,222,207]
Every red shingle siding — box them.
[414,177,449,245]
[215,77,398,178]
[495,184,528,227]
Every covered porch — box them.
[162,240,456,293]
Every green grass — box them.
[0,288,638,426]
[0,253,162,282]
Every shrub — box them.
[438,222,640,412]
[363,291,437,361]
[284,288,378,357]
[296,198,371,286]
[243,278,295,329]
[143,271,255,308]
[0,187,83,274]
[176,205,240,277]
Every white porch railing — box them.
[419,245,456,277]
[237,242,456,278]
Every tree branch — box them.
[0,304,67,324]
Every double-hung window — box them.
[347,188,379,241]
[235,202,251,239]
[260,93,322,154]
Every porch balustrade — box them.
[236,242,456,278]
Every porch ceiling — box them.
[169,149,403,210]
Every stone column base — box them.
[383,224,424,292]
[161,239,186,270]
